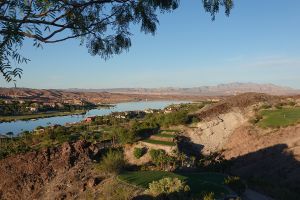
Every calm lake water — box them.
[0,101,187,135]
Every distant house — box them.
[19,100,25,104]
[56,103,64,108]
[144,109,154,114]
[43,102,56,108]
[74,99,84,106]
[0,134,10,145]
[164,107,174,114]
[4,100,12,104]
[63,100,73,104]
[29,107,38,112]
[34,128,45,135]
[115,114,126,119]
[85,116,96,123]
[113,111,146,119]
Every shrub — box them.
[203,192,215,200]
[96,149,125,175]
[224,176,246,195]
[133,147,145,159]
[190,116,200,124]
[146,177,190,197]
[288,101,296,107]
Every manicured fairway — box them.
[118,171,230,197]
[258,107,300,128]
[119,171,186,188]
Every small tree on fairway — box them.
[146,177,190,197]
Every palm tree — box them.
[178,152,187,167]
[190,156,196,167]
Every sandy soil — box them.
[224,124,300,160]
[124,141,177,166]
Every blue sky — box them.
[1,0,300,89]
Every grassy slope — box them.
[118,171,230,197]
[143,139,176,146]
[155,133,176,138]
[0,110,86,122]
[258,107,300,128]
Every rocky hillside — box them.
[181,93,300,199]
[0,141,103,200]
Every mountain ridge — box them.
[1,83,299,100]
[65,82,300,96]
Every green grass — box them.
[119,171,186,188]
[258,107,300,128]
[143,139,176,146]
[118,171,230,197]
[155,133,176,138]
[0,110,86,122]
[159,129,179,133]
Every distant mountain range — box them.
[67,83,300,96]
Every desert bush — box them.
[288,101,296,107]
[133,147,145,159]
[260,103,272,110]
[275,103,284,109]
[224,176,246,195]
[146,177,190,197]
[249,114,263,124]
[96,149,125,175]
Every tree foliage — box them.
[0,0,233,81]
[97,149,125,175]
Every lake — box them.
[0,101,187,135]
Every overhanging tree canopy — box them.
[0,0,233,82]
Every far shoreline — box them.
[0,99,193,123]
[0,110,87,123]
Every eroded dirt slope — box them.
[185,109,248,154]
